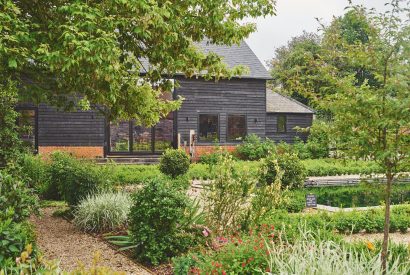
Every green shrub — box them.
[0,81,22,167]
[0,171,39,222]
[129,179,198,265]
[302,158,383,176]
[159,149,190,178]
[260,152,306,189]
[0,218,35,268]
[287,183,410,210]
[263,205,410,235]
[49,152,111,207]
[73,192,132,233]
[199,150,234,165]
[235,134,275,160]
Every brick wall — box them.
[38,146,104,159]
[182,145,237,161]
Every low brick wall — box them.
[38,146,104,159]
[182,145,237,161]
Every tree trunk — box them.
[381,173,393,274]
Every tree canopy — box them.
[1,0,275,124]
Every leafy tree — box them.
[1,0,276,124]
[321,1,410,272]
[0,81,22,167]
[268,32,325,109]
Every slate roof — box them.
[266,89,315,114]
[195,40,271,79]
[140,40,271,79]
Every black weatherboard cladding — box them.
[265,113,313,143]
[37,104,105,146]
[175,77,266,144]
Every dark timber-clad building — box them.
[16,41,314,159]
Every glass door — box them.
[109,121,130,153]
[109,118,174,154]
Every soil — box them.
[344,231,410,244]
[29,207,153,274]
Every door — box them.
[108,118,173,155]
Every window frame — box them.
[197,113,220,143]
[226,114,247,142]
[15,106,38,153]
[277,114,287,133]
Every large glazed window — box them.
[198,114,219,142]
[110,121,130,152]
[17,109,37,150]
[277,115,287,133]
[227,114,246,142]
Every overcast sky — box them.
[245,0,388,66]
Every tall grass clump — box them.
[73,192,132,233]
[265,230,409,275]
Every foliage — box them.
[128,178,200,265]
[294,120,332,159]
[174,224,276,274]
[285,183,410,212]
[203,154,288,233]
[203,154,256,233]
[264,230,409,275]
[302,158,382,176]
[320,2,410,268]
[1,0,275,123]
[0,218,35,268]
[159,149,190,178]
[73,192,132,233]
[199,150,235,165]
[262,205,410,236]
[268,31,326,114]
[235,134,275,160]
[260,152,306,189]
[49,152,111,207]
[105,158,391,186]
[0,171,39,222]
[0,80,22,167]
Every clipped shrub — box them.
[73,192,132,233]
[235,134,275,160]
[159,149,190,178]
[49,152,111,207]
[260,152,306,189]
[0,171,39,222]
[129,178,198,265]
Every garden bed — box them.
[29,207,152,274]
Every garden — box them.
[1,0,410,274]
[1,132,410,274]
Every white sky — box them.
[245,0,388,66]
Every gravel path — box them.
[30,207,152,274]
[344,232,410,244]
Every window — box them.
[227,115,246,142]
[277,115,287,133]
[16,108,37,151]
[199,114,219,142]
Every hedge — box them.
[284,183,410,212]
[264,204,410,239]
